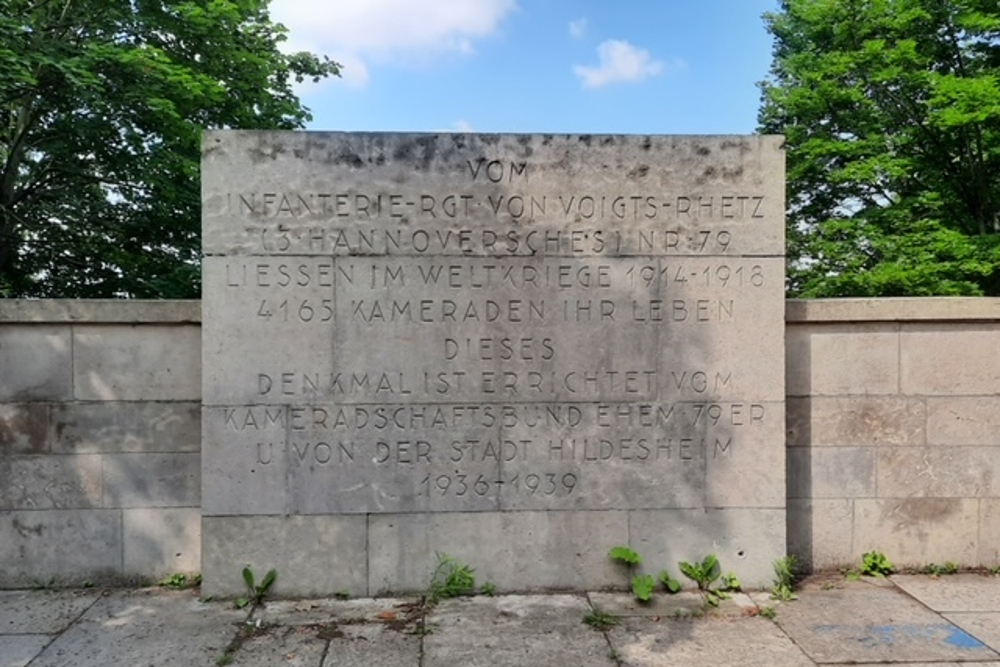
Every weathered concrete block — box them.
[927,396,1000,447]
[102,453,200,508]
[787,396,925,448]
[786,324,898,397]
[787,498,855,571]
[50,402,200,454]
[0,326,72,402]
[0,404,50,454]
[0,455,102,510]
[900,324,1000,395]
[705,401,785,508]
[367,510,628,594]
[979,499,1000,567]
[201,515,367,597]
[876,446,1000,498]
[73,325,200,401]
[787,446,876,499]
[123,508,201,578]
[854,498,978,566]
[0,509,122,587]
[628,508,785,588]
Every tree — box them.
[0,0,339,298]
[759,0,1000,297]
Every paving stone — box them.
[0,590,99,633]
[588,591,758,619]
[321,624,421,667]
[893,574,1000,612]
[0,635,52,667]
[942,613,1000,653]
[774,580,999,663]
[424,594,613,667]
[608,616,814,667]
[228,625,327,666]
[252,597,419,626]
[28,589,242,667]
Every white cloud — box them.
[573,39,665,88]
[270,0,516,85]
[451,119,475,132]
[568,17,587,39]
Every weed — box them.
[759,606,777,620]
[481,582,497,597]
[991,564,1000,576]
[81,580,94,589]
[658,569,682,594]
[428,553,476,602]
[859,551,894,577]
[631,573,655,602]
[334,590,351,600]
[216,654,233,666]
[679,554,721,591]
[234,566,277,609]
[609,546,641,565]
[583,607,620,631]
[719,572,742,592]
[159,573,201,590]
[771,555,798,601]
[922,562,958,576]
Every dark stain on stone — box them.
[641,137,652,150]
[0,405,48,454]
[336,151,364,169]
[374,153,386,166]
[12,517,43,538]
[696,145,711,156]
[601,136,615,145]
[895,498,958,523]
[578,135,593,146]
[722,166,744,182]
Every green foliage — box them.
[759,606,777,620]
[159,573,201,590]
[658,569,682,594]
[860,551,895,577]
[631,574,656,602]
[583,608,620,631]
[0,0,340,297]
[771,556,798,601]
[609,546,642,565]
[234,566,276,609]
[923,562,959,576]
[759,0,1000,297]
[679,554,721,591]
[481,582,497,597]
[719,572,742,592]
[428,553,476,603]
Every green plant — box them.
[481,582,497,597]
[759,606,777,620]
[609,546,641,565]
[923,562,958,576]
[159,573,201,590]
[631,574,656,602]
[719,572,742,592]
[991,564,1000,576]
[583,608,620,631]
[860,551,894,577]
[658,569,682,594]
[334,590,351,600]
[771,556,798,601]
[428,553,476,602]
[234,566,277,609]
[679,554,721,591]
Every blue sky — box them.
[271,1,780,135]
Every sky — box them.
[269,0,781,136]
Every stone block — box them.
[853,498,979,567]
[786,324,898,397]
[102,453,200,508]
[0,510,122,587]
[787,447,876,499]
[787,498,854,571]
[123,508,201,578]
[787,396,926,448]
[979,499,1000,567]
[73,325,200,401]
[0,455,102,510]
[367,510,628,594]
[900,323,1000,395]
[876,446,1000,498]
[0,404,50,454]
[628,508,785,589]
[927,396,1000,446]
[704,400,785,508]
[0,326,72,402]
[201,405,289,515]
[51,402,200,453]
[200,515,368,597]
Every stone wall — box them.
[1,297,998,588]
[0,301,201,587]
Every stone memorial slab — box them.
[201,132,785,594]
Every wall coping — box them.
[2,298,999,325]
[0,300,201,323]
[787,297,1000,323]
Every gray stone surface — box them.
[0,299,200,323]
[0,404,50,455]
[424,595,612,667]
[123,507,201,577]
[926,396,1000,447]
[787,498,855,570]
[892,574,1000,613]
[0,590,99,632]
[943,613,1000,652]
[609,616,814,667]
[50,401,201,454]
[877,447,1000,498]
[0,326,72,402]
[0,455,102,510]
[28,589,241,667]
[102,452,201,507]
[201,132,786,594]
[853,498,980,566]
[786,396,926,448]
[0,635,53,667]
[900,324,1000,395]
[786,324,898,397]
[787,446,876,499]
[774,580,999,663]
